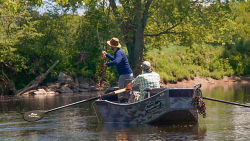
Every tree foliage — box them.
[0,0,249,95]
[0,0,43,94]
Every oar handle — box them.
[202,96,250,108]
[113,88,126,94]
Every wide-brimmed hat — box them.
[107,37,121,48]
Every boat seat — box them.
[144,88,166,98]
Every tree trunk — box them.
[126,29,144,77]
[17,60,59,95]
[124,0,145,76]
[0,74,16,95]
[109,0,150,76]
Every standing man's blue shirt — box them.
[106,48,133,75]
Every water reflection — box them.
[98,123,207,141]
[0,85,249,140]
[200,84,250,141]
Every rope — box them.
[97,54,106,99]
[98,55,106,88]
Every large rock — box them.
[47,82,60,89]
[33,88,49,95]
[78,88,89,92]
[32,88,57,95]
[88,86,99,91]
[59,85,73,94]
[58,72,74,84]
[78,76,95,86]
[79,83,90,89]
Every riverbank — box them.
[162,76,250,90]
[16,74,250,96]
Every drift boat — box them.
[94,84,203,124]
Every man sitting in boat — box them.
[126,61,161,102]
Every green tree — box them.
[79,0,225,75]
[0,0,43,94]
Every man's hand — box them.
[102,51,107,57]
[125,82,132,92]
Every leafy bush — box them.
[145,43,237,83]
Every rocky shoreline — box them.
[20,72,101,96]
[20,73,250,96]
[163,76,250,90]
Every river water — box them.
[0,85,249,141]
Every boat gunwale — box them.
[96,89,169,106]
[96,88,195,106]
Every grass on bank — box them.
[145,43,235,83]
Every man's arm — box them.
[102,51,115,60]
[125,82,132,92]
[132,76,141,87]
[125,77,140,92]
[106,51,122,66]
[106,54,115,60]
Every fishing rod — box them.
[97,20,103,51]
[97,20,106,91]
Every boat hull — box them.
[95,88,198,124]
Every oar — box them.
[202,96,250,108]
[23,88,126,122]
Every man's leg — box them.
[118,73,133,103]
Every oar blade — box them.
[23,110,47,122]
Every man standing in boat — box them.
[102,37,133,103]
[126,61,160,102]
